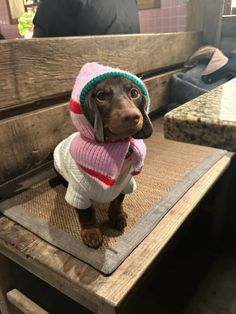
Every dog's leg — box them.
[76,207,103,249]
[108,194,127,230]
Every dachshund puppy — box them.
[54,63,152,248]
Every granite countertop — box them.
[164,78,236,152]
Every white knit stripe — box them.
[65,183,91,209]
[53,134,136,208]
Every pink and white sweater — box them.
[53,63,149,209]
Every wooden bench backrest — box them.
[0,32,202,185]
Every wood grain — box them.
[186,0,205,31]
[187,0,224,47]
[0,70,181,185]
[223,0,232,15]
[7,289,49,314]
[7,0,25,23]
[93,156,231,306]
[0,103,75,185]
[0,32,202,110]
[203,0,224,47]
[145,69,182,112]
[0,155,231,313]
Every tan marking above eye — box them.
[103,86,112,93]
[125,84,132,90]
[95,86,113,101]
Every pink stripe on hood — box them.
[69,63,147,189]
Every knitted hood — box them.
[69,62,148,189]
[70,62,150,137]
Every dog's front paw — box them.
[109,211,128,230]
[81,227,103,249]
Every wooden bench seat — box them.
[0,32,233,313]
[0,147,231,313]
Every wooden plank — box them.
[203,0,224,47]
[145,69,182,113]
[209,169,230,241]
[93,156,231,306]
[0,70,181,185]
[0,219,100,314]
[0,254,14,314]
[186,0,205,32]
[0,32,202,110]
[7,0,25,23]
[223,0,232,15]
[221,15,236,37]
[7,289,49,314]
[0,103,75,185]
[187,0,224,47]
[137,0,161,10]
[0,155,231,313]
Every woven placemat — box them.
[0,119,227,274]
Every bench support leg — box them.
[0,254,14,314]
[98,303,117,314]
[210,169,231,242]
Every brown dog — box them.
[54,64,152,249]
[77,76,152,248]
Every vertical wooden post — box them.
[210,169,231,242]
[98,303,117,314]
[186,0,205,32]
[203,0,224,47]
[0,254,14,314]
[187,0,224,48]
[223,0,232,15]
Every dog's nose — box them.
[122,112,140,125]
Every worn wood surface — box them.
[145,69,181,112]
[186,0,205,31]
[0,155,231,313]
[187,0,224,47]
[209,169,231,241]
[0,70,181,185]
[7,0,24,23]
[221,15,236,37]
[0,32,202,110]
[203,0,224,47]
[7,289,49,314]
[137,0,161,10]
[0,103,74,185]
[223,0,232,15]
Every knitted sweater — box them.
[69,124,146,189]
[54,133,136,209]
[53,62,149,207]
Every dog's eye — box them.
[96,90,107,102]
[130,88,139,99]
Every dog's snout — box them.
[122,111,141,125]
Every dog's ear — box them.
[133,94,153,139]
[86,94,105,143]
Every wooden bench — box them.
[0,32,233,314]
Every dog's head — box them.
[85,76,153,142]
